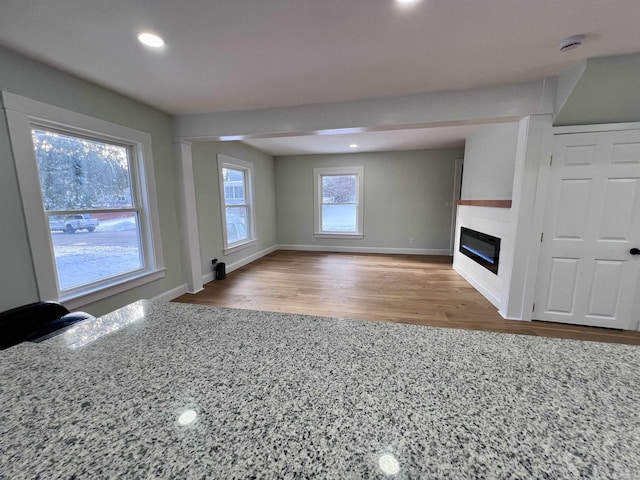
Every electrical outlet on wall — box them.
[409,238,414,245]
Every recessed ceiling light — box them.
[138,32,165,48]
[396,0,420,5]
[350,144,358,148]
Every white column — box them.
[500,114,553,320]
[173,141,204,293]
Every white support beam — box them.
[500,114,553,320]
[174,79,557,141]
[173,141,204,294]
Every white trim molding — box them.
[202,245,278,284]
[277,245,451,256]
[199,244,450,286]
[553,121,640,135]
[217,154,257,253]
[151,283,188,304]
[2,91,166,308]
[313,165,364,239]
[453,263,501,309]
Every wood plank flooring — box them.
[173,250,640,345]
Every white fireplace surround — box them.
[453,206,511,310]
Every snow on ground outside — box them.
[52,218,142,290]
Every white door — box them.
[534,129,640,329]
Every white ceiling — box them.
[242,124,479,156]
[1,0,638,154]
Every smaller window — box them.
[314,166,364,238]
[218,155,257,253]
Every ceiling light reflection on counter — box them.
[378,453,401,476]
[350,144,358,148]
[177,409,198,426]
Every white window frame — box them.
[217,154,257,253]
[314,166,364,239]
[2,91,165,310]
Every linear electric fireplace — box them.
[459,227,501,274]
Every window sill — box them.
[223,239,258,255]
[314,232,364,240]
[60,268,166,311]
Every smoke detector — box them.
[559,35,585,52]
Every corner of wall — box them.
[554,61,587,117]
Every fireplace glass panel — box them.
[459,227,501,274]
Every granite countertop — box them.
[1,300,639,479]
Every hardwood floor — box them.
[174,250,640,345]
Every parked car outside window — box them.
[49,214,99,233]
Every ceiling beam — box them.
[173,78,557,141]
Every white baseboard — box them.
[500,313,528,321]
[452,263,501,309]
[151,283,188,303]
[277,244,451,256]
[202,272,215,284]
[227,245,279,272]
[202,245,279,284]
[199,244,446,287]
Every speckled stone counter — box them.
[1,301,639,479]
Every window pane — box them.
[222,167,246,205]
[32,129,133,210]
[225,206,248,244]
[322,175,356,204]
[49,213,143,290]
[322,205,357,232]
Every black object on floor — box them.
[215,262,227,280]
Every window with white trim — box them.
[314,166,364,238]
[3,92,165,308]
[217,154,257,253]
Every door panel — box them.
[535,129,640,329]
[564,144,596,166]
[545,258,580,314]
[555,179,591,239]
[587,260,623,318]
[598,178,638,240]
[612,142,640,164]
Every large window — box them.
[32,129,143,291]
[3,92,165,308]
[314,166,364,238]
[217,155,256,252]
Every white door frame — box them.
[530,121,640,331]
[449,158,463,255]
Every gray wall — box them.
[555,53,640,126]
[275,149,462,250]
[191,141,277,277]
[461,123,520,200]
[0,46,183,315]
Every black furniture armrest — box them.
[28,311,94,342]
[0,302,70,350]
